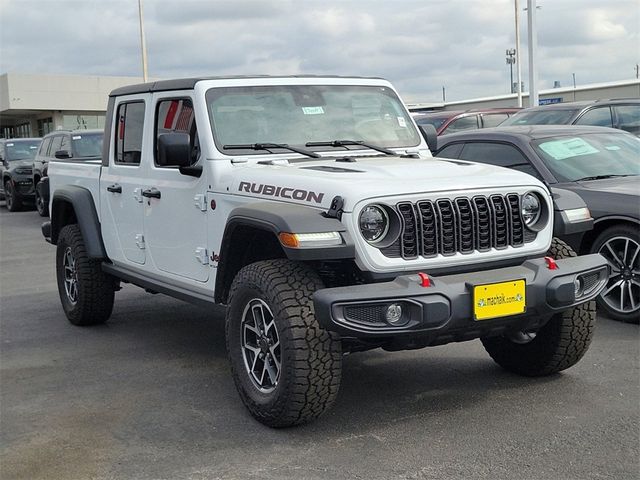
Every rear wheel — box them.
[226,259,342,427]
[481,238,596,376]
[56,224,115,326]
[4,180,22,212]
[590,225,640,323]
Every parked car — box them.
[502,99,640,135]
[412,108,520,136]
[435,125,640,322]
[33,129,103,216]
[0,137,41,211]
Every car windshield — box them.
[502,109,577,126]
[414,115,450,131]
[206,84,420,155]
[5,140,40,161]
[532,132,640,182]
[71,133,103,158]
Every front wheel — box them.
[4,180,22,212]
[590,225,640,323]
[481,238,596,376]
[56,224,115,325]
[226,259,342,427]
[35,184,49,217]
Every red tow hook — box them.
[417,272,432,287]
[544,256,559,270]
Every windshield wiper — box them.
[305,140,396,156]
[223,143,320,159]
[575,174,634,181]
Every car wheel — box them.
[56,224,115,326]
[4,180,22,212]
[226,259,342,427]
[591,225,640,323]
[481,238,596,376]
[35,186,48,217]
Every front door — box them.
[142,94,209,282]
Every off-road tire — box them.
[56,224,115,326]
[590,225,640,324]
[481,238,596,376]
[35,184,49,217]
[226,259,342,427]
[4,180,22,212]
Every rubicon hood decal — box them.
[238,181,325,204]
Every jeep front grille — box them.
[381,194,534,259]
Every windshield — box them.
[71,133,103,158]
[5,140,40,161]
[532,132,640,182]
[414,115,450,131]
[502,109,577,126]
[206,85,420,155]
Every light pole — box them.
[506,48,516,93]
[138,0,149,82]
[514,0,523,107]
[527,0,538,107]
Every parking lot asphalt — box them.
[1,205,639,480]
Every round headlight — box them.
[521,192,541,227]
[359,204,389,244]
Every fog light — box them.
[385,303,405,326]
[574,277,584,297]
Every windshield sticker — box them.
[538,137,599,160]
[29,146,38,149]
[72,136,82,140]
[397,117,407,128]
[605,145,621,151]
[302,106,324,115]
[6,143,13,146]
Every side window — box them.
[115,102,145,165]
[435,143,463,159]
[458,142,541,179]
[154,98,197,167]
[49,135,63,157]
[614,105,640,135]
[39,137,52,156]
[481,113,509,128]
[60,135,70,152]
[575,107,613,127]
[443,115,479,134]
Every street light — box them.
[138,0,149,82]
[506,48,516,93]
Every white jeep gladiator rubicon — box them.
[43,76,608,427]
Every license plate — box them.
[473,279,526,321]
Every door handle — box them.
[141,188,161,199]
[106,184,122,193]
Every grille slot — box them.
[381,193,533,260]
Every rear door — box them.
[100,98,149,265]
[141,93,209,282]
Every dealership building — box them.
[1,72,639,138]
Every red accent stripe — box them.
[163,100,179,129]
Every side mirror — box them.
[418,124,438,153]
[157,133,190,167]
[55,150,72,159]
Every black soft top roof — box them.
[109,75,385,97]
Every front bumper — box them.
[9,177,35,197]
[313,254,608,345]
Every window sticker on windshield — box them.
[605,145,621,151]
[538,137,599,160]
[72,136,82,140]
[302,106,324,115]
[29,146,37,149]
[397,117,407,128]
[6,143,13,146]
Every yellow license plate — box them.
[473,279,526,321]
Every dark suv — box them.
[33,129,103,216]
[502,98,640,135]
[412,108,520,136]
[0,138,41,211]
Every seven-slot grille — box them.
[381,194,532,259]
